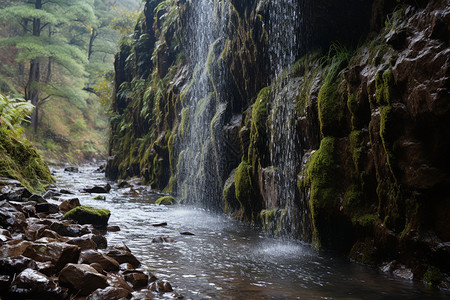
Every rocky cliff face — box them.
[106,0,450,285]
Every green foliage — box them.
[0,94,34,133]
[380,105,396,177]
[423,267,443,286]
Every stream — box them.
[52,165,448,299]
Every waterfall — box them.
[175,0,228,208]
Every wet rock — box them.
[80,250,120,272]
[0,274,9,294]
[155,196,175,205]
[119,263,134,271]
[180,231,195,236]
[91,234,108,249]
[124,271,148,289]
[0,240,33,258]
[35,203,60,214]
[1,186,32,202]
[0,255,38,275]
[20,203,36,218]
[50,220,92,237]
[83,183,111,194]
[106,272,133,293]
[29,194,47,203]
[117,180,131,189]
[43,190,61,200]
[152,222,167,227]
[0,178,22,187]
[22,241,80,272]
[151,236,176,243]
[67,234,99,250]
[35,261,57,277]
[64,206,111,229]
[106,247,140,268]
[94,164,106,173]
[59,198,81,213]
[93,195,106,200]
[64,166,79,173]
[59,189,74,195]
[0,200,27,232]
[107,225,120,232]
[59,263,108,296]
[90,262,104,274]
[24,222,49,241]
[149,280,173,293]
[87,286,131,300]
[9,268,67,299]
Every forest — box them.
[0,0,449,299]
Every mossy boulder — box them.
[155,196,175,205]
[64,206,111,229]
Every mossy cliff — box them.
[0,126,53,192]
[107,0,450,283]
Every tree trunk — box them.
[88,28,97,61]
[45,27,52,83]
[27,0,42,132]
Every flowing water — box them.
[52,165,448,300]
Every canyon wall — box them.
[106,0,450,284]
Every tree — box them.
[0,0,95,132]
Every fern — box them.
[0,94,34,134]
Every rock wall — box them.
[106,0,450,284]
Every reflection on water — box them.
[53,165,448,299]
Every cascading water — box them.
[175,0,229,208]
[265,0,307,237]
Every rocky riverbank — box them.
[0,177,182,299]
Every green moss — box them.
[234,161,257,222]
[344,186,364,215]
[375,68,394,105]
[0,127,52,192]
[349,130,363,172]
[423,267,443,286]
[349,239,377,265]
[155,195,175,205]
[179,107,190,136]
[380,105,396,177]
[317,67,345,137]
[64,206,110,228]
[260,209,278,231]
[301,137,337,247]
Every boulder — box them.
[64,206,111,229]
[107,225,120,232]
[106,246,140,268]
[59,263,108,296]
[22,242,80,272]
[124,271,148,289]
[43,190,61,200]
[50,220,92,237]
[0,255,38,276]
[67,234,100,250]
[59,198,80,213]
[64,166,79,173]
[80,250,120,272]
[0,200,26,232]
[86,286,131,300]
[1,186,32,202]
[35,203,60,214]
[83,184,111,194]
[149,280,173,293]
[0,240,33,258]
[9,268,67,299]
[106,272,133,293]
[59,189,74,195]
[28,194,47,203]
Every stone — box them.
[93,195,106,200]
[0,240,33,258]
[50,221,92,237]
[0,274,9,294]
[86,286,131,300]
[0,200,26,232]
[1,186,32,202]
[35,203,60,214]
[64,166,79,173]
[119,263,134,271]
[106,272,133,293]
[24,222,49,241]
[43,190,61,200]
[67,234,99,250]
[106,247,140,268]
[180,231,195,236]
[59,198,81,213]
[90,262,104,274]
[155,196,175,205]
[9,268,67,299]
[22,241,81,272]
[80,250,120,272]
[152,222,167,227]
[28,194,47,203]
[0,255,38,275]
[124,271,148,289]
[151,236,176,243]
[64,206,111,229]
[149,280,173,293]
[83,184,111,194]
[107,225,121,232]
[91,234,108,249]
[59,263,108,296]
[60,189,74,195]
